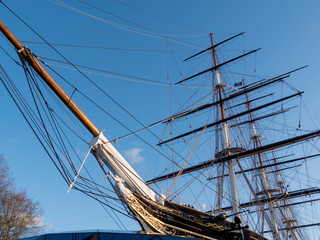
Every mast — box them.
[242,78,281,239]
[272,152,301,239]
[209,33,240,218]
[184,32,245,62]
[0,19,156,201]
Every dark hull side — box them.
[129,194,268,240]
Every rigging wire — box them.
[0,65,70,185]
[50,0,204,50]
[21,41,192,52]
[79,0,206,38]
[42,97,128,229]
[36,56,173,87]
[0,45,21,66]
[110,0,207,34]
[36,56,212,88]
[23,60,131,226]
[0,42,132,225]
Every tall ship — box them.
[0,2,319,239]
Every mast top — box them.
[183,32,245,62]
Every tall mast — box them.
[209,33,240,217]
[242,78,281,239]
[272,151,301,239]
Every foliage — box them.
[0,155,43,239]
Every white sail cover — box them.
[89,132,156,201]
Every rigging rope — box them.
[21,41,192,52]
[110,0,207,34]
[0,60,131,228]
[50,0,205,49]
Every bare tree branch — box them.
[0,155,43,239]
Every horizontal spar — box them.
[229,108,291,128]
[231,65,308,97]
[225,93,274,110]
[207,153,320,180]
[220,187,320,211]
[177,48,261,84]
[183,32,245,62]
[164,80,284,124]
[147,130,320,184]
[263,222,320,233]
[158,92,302,145]
[230,197,320,215]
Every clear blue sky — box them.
[1,0,320,235]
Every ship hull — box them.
[127,194,268,240]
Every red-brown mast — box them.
[0,19,100,137]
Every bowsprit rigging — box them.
[1,6,320,239]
